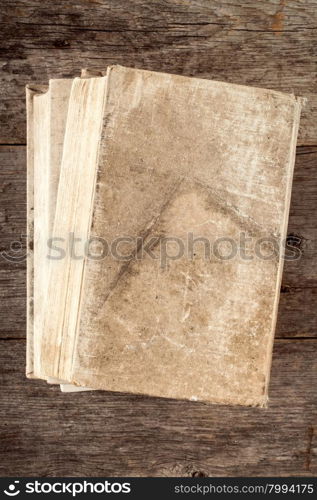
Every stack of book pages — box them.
[26,66,303,406]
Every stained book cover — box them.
[41,66,302,406]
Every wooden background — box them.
[0,0,316,477]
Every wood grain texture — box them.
[0,146,26,338]
[0,339,316,476]
[0,0,316,477]
[0,0,316,144]
[1,146,315,339]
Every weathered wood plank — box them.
[0,339,315,476]
[0,269,25,337]
[0,145,316,338]
[0,0,316,144]
[0,146,26,244]
[277,287,317,338]
[0,146,26,338]
[0,0,316,480]
[283,147,317,289]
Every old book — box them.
[41,66,302,406]
[26,74,95,392]
[26,79,72,379]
